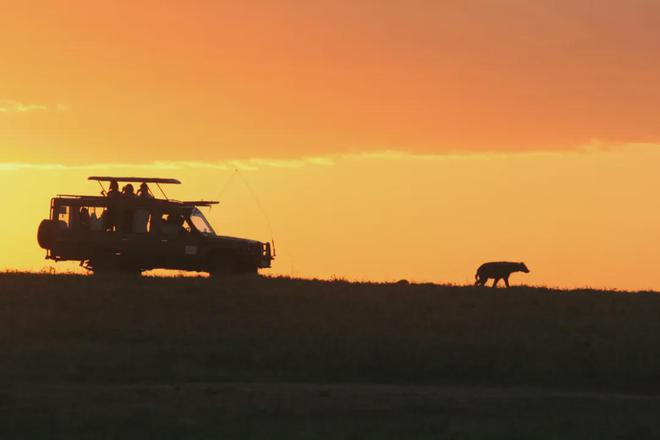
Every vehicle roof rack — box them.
[181,201,219,207]
[88,176,181,184]
[53,195,219,206]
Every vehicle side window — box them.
[160,213,191,235]
[132,209,150,233]
[78,207,90,230]
[89,208,104,231]
[182,220,192,233]
[57,206,70,229]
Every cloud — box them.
[0,99,48,113]
[0,143,656,173]
[1,162,159,171]
[0,156,335,172]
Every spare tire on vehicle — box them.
[37,219,57,249]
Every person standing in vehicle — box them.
[133,182,152,232]
[120,184,136,232]
[107,180,120,198]
[138,182,153,198]
[122,184,136,197]
[103,180,120,231]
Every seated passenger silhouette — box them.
[162,214,185,235]
[89,210,104,231]
[78,207,90,230]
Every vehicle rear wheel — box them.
[88,256,142,276]
[92,268,142,277]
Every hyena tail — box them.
[474,272,480,285]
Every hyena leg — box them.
[504,276,510,288]
[492,278,500,288]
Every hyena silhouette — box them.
[475,262,529,288]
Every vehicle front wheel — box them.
[208,256,257,279]
[208,257,235,278]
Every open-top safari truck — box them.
[37,176,273,276]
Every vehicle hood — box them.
[212,235,264,245]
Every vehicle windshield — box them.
[189,208,216,235]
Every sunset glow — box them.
[2,1,660,289]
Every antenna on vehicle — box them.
[216,169,239,199]
[212,168,277,258]
[235,170,277,258]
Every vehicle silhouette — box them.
[37,176,273,276]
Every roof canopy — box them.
[55,195,218,207]
[88,176,181,184]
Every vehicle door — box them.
[117,205,161,267]
[153,212,205,270]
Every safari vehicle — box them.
[37,176,273,276]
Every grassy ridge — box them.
[1,273,659,391]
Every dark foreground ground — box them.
[1,273,660,439]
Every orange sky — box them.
[1,1,660,289]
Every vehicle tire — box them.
[89,255,141,276]
[91,266,142,277]
[208,254,239,278]
[237,264,258,276]
[37,219,57,249]
[208,253,260,279]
